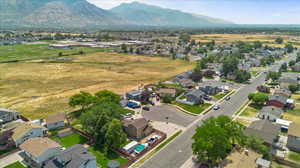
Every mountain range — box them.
[0,0,234,29]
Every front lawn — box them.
[240,104,260,117]
[50,133,88,148]
[173,102,212,114]
[88,146,128,168]
[213,92,227,100]
[4,162,26,168]
[287,151,300,163]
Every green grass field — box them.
[4,162,26,168]
[88,146,128,168]
[50,133,88,147]
[240,104,260,117]
[0,44,109,62]
[287,151,300,163]
[173,102,211,114]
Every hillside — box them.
[0,0,233,29]
[111,2,233,28]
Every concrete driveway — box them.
[0,151,23,167]
[142,104,197,127]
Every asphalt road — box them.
[142,104,197,127]
[139,52,297,168]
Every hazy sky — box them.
[87,0,300,24]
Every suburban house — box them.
[126,90,143,101]
[244,120,280,145]
[44,113,66,130]
[20,137,61,167]
[122,118,153,139]
[287,123,300,153]
[278,77,299,90]
[186,89,205,105]
[274,89,292,98]
[199,85,222,95]
[157,88,176,98]
[12,122,47,146]
[0,108,20,124]
[44,144,97,168]
[258,106,283,122]
[267,94,288,109]
[178,78,194,88]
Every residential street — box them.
[139,52,297,168]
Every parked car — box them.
[225,96,231,101]
[127,100,141,109]
[143,106,150,111]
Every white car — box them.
[213,105,220,110]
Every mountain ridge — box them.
[0,0,234,29]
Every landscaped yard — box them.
[283,104,300,124]
[88,146,128,168]
[173,102,212,114]
[50,133,88,147]
[287,151,300,163]
[4,162,27,168]
[240,104,260,117]
[213,92,227,100]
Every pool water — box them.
[134,144,146,153]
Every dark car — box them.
[225,96,231,101]
[143,106,150,111]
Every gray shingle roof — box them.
[244,120,280,144]
[268,94,288,104]
[44,144,96,168]
[260,106,283,118]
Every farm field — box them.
[191,34,300,48]
[0,48,193,119]
[0,44,110,62]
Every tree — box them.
[103,119,127,153]
[285,43,294,53]
[58,52,63,57]
[248,93,269,107]
[244,136,271,160]
[94,90,121,104]
[253,41,263,49]
[222,56,239,76]
[235,70,251,83]
[275,37,284,44]
[190,71,203,82]
[289,60,296,67]
[69,91,94,111]
[296,53,300,62]
[288,85,299,93]
[192,116,244,166]
[161,94,174,104]
[179,34,191,42]
[121,44,127,53]
[267,71,281,81]
[280,63,288,72]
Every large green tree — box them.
[192,116,244,166]
[248,93,269,107]
[103,119,127,152]
[69,91,94,111]
[95,90,121,104]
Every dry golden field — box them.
[0,52,193,119]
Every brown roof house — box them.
[244,120,280,145]
[45,113,66,130]
[20,137,61,167]
[12,122,47,146]
[287,123,300,153]
[157,88,176,98]
[123,118,153,139]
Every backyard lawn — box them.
[88,146,128,168]
[4,162,27,168]
[173,102,212,114]
[50,133,88,147]
[283,104,300,124]
[287,151,300,163]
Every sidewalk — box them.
[0,151,23,168]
